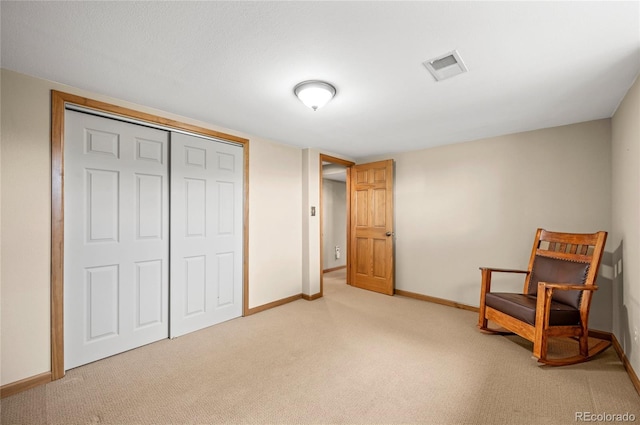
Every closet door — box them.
[64,110,169,369]
[170,132,244,337]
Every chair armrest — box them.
[538,282,598,292]
[479,267,529,299]
[535,282,598,330]
[479,267,529,274]
[478,267,530,328]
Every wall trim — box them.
[395,289,479,313]
[587,329,613,341]
[611,333,640,397]
[323,265,347,273]
[1,372,51,399]
[245,294,303,316]
[302,293,323,301]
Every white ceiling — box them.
[2,1,639,160]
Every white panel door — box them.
[170,132,243,337]
[64,110,169,369]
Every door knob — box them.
[386,231,394,237]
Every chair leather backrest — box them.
[526,255,591,309]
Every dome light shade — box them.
[294,80,336,111]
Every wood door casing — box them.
[349,159,394,295]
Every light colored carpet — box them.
[2,269,639,424]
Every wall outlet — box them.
[634,327,639,345]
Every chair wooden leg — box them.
[533,284,552,360]
[533,333,548,362]
[579,334,589,357]
[478,268,491,330]
[478,316,488,330]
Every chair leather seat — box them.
[485,293,580,326]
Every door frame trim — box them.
[319,154,355,296]
[50,90,250,380]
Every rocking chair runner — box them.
[477,228,610,366]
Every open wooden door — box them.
[349,159,394,295]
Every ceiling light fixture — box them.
[294,80,336,111]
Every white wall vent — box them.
[423,50,468,82]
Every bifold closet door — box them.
[170,132,244,338]
[64,110,170,369]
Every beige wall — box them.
[1,66,631,388]
[364,120,612,312]
[248,138,302,306]
[612,74,640,374]
[0,69,303,386]
[1,70,53,385]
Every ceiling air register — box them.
[423,50,468,81]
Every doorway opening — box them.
[319,154,355,296]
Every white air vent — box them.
[423,50,468,82]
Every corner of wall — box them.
[611,73,640,375]
[301,149,321,296]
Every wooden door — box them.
[349,159,394,295]
[170,132,244,337]
[64,110,170,369]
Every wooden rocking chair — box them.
[478,229,610,366]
